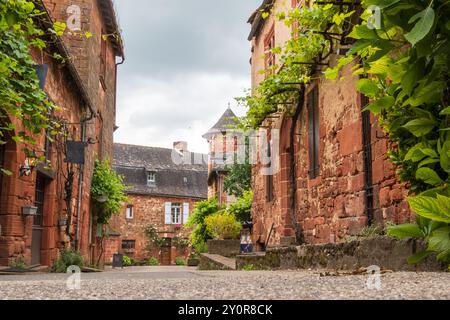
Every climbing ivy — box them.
[91,160,128,224]
[237,3,354,128]
[0,0,62,171]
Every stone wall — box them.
[207,239,241,257]
[236,236,446,272]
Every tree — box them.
[223,161,252,198]
[224,135,252,198]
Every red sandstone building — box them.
[0,0,124,267]
[248,0,412,250]
[106,143,208,265]
[203,107,241,205]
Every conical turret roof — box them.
[203,106,239,139]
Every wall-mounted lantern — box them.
[22,206,38,216]
[19,158,35,177]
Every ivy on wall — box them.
[0,0,61,173]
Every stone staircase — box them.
[199,253,236,270]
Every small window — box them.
[308,86,320,179]
[121,240,135,250]
[171,203,181,225]
[147,171,156,186]
[264,26,276,76]
[125,205,134,219]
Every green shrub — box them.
[9,256,27,270]
[147,257,159,266]
[53,250,84,273]
[175,256,186,266]
[91,160,128,224]
[193,241,208,254]
[242,264,256,271]
[205,212,242,240]
[227,190,253,222]
[122,255,133,267]
[187,198,223,251]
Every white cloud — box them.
[114,72,249,154]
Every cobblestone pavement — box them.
[0,267,448,300]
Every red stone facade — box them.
[0,0,123,267]
[104,195,202,265]
[248,0,413,249]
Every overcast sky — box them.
[113,0,261,154]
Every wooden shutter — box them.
[165,202,172,224]
[183,203,190,224]
[308,87,320,179]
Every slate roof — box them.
[247,0,275,41]
[113,143,208,199]
[202,107,239,139]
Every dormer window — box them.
[147,171,156,186]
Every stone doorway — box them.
[31,174,47,265]
[160,238,172,265]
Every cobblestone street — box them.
[0,267,448,300]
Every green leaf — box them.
[440,141,450,173]
[407,81,446,107]
[428,227,450,253]
[5,12,19,27]
[387,223,424,239]
[407,250,432,264]
[363,96,395,115]
[419,158,440,168]
[404,7,435,46]
[440,106,450,115]
[435,194,450,218]
[402,118,436,137]
[416,167,444,186]
[348,24,379,40]
[0,168,13,176]
[401,59,425,96]
[408,196,450,223]
[356,79,380,98]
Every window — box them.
[121,240,135,250]
[264,26,276,76]
[125,205,134,219]
[165,202,189,225]
[147,171,156,186]
[308,86,320,179]
[171,203,181,225]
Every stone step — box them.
[199,253,236,270]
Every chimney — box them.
[173,141,188,153]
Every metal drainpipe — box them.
[75,120,86,251]
[361,93,374,225]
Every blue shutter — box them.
[165,202,172,224]
[183,203,190,224]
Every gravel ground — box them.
[0,267,448,300]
